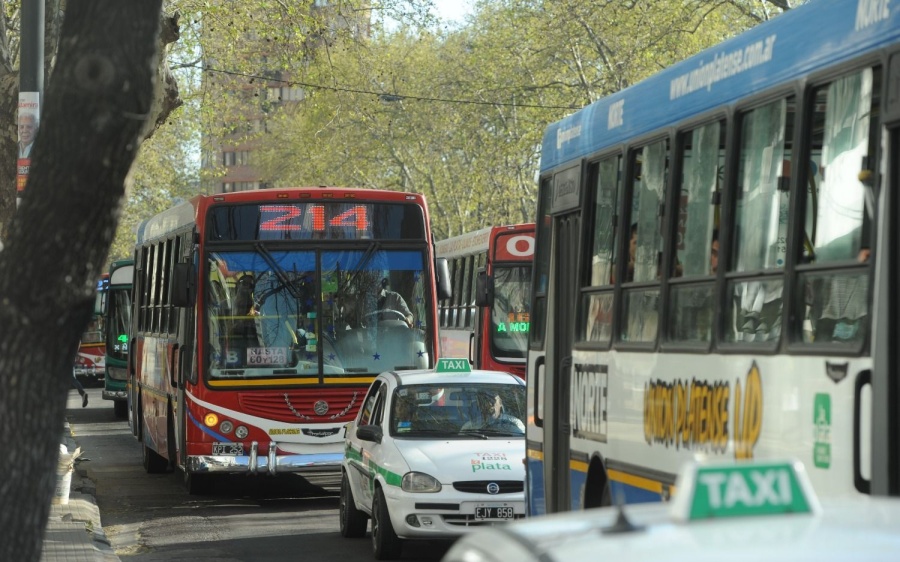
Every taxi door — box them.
[347,381,386,510]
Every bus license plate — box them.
[212,442,243,456]
[475,506,515,520]
[247,347,288,365]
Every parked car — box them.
[340,359,526,560]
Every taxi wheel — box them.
[372,487,402,560]
[340,473,368,538]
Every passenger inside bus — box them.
[799,69,874,344]
[230,274,259,365]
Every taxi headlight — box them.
[401,472,441,493]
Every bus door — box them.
[549,212,580,514]
[872,64,900,496]
[528,164,583,516]
[171,234,196,469]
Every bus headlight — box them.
[107,366,128,381]
[235,426,249,439]
[401,472,441,493]
[220,420,234,434]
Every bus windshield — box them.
[106,287,132,362]
[207,247,430,379]
[490,264,531,360]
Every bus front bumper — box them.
[102,389,127,401]
[185,440,342,475]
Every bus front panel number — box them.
[260,204,370,232]
[247,347,288,365]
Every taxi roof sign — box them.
[436,358,472,373]
[671,460,821,522]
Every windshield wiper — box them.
[343,241,381,291]
[458,429,490,439]
[467,427,523,437]
[254,242,303,301]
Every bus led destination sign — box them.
[207,202,426,241]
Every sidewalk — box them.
[41,421,120,562]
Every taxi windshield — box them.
[390,383,525,438]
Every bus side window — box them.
[668,121,724,344]
[725,97,794,344]
[581,156,621,345]
[796,68,876,344]
[621,140,668,344]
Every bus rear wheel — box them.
[142,442,168,473]
[140,399,169,473]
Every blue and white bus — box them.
[527,0,900,516]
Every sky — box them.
[432,0,472,24]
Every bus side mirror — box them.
[172,262,195,307]
[435,257,452,300]
[97,291,108,316]
[475,269,493,307]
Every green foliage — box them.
[3,0,804,255]
[108,100,200,264]
[249,0,785,239]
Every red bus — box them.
[128,188,451,493]
[436,224,535,378]
[74,273,110,385]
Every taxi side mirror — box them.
[356,425,383,444]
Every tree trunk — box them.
[0,1,163,559]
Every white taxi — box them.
[340,358,526,560]
[442,459,900,562]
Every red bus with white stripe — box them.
[128,187,450,494]
[436,224,535,378]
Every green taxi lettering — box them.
[698,468,791,509]
[436,358,472,373]
[688,463,813,520]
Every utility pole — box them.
[17,0,45,208]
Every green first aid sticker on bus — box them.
[685,462,817,521]
[436,358,471,373]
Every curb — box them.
[41,422,121,562]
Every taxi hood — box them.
[394,438,525,482]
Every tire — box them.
[340,473,368,538]
[113,400,128,419]
[141,401,169,474]
[371,487,402,560]
[142,441,168,473]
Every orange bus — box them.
[436,224,535,378]
[128,187,451,493]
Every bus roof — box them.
[135,187,429,245]
[541,0,900,172]
[435,224,535,260]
